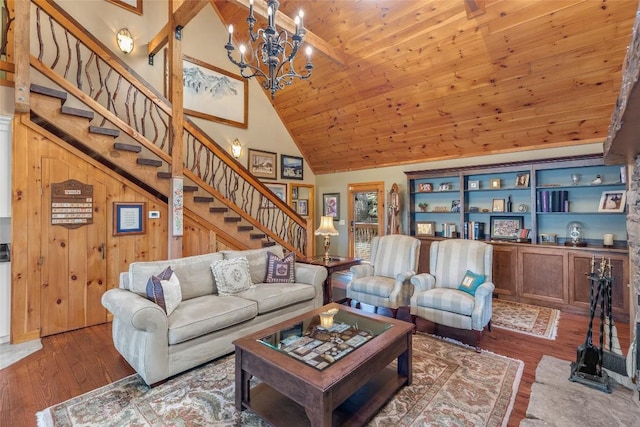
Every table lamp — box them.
[314,216,339,262]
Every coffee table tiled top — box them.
[257,307,393,370]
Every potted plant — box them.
[418,202,428,212]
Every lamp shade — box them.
[315,216,339,236]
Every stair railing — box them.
[26,0,308,255]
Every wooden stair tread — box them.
[89,126,119,137]
[209,207,228,213]
[262,241,276,247]
[137,158,163,167]
[183,186,198,192]
[60,105,94,120]
[224,217,241,222]
[250,233,266,239]
[113,142,141,153]
[238,225,254,231]
[157,172,172,179]
[30,84,67,101]
[194,196,214,203]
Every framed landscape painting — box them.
[182,55,248,128]
[248,149,277,179]
[281,155,303,180]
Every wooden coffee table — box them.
[234,303,412,427]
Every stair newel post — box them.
[167,0,184,259]
[13,0,30,113]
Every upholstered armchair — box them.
[346,235,421,317]
[410,239,494,351]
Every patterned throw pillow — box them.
[265,252,296,283]
[211,257,254,296]
[458,270,485,296]
[146,266,182,316]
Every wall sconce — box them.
[231,139,242,159]
[116,28,134,54]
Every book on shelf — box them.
[537,190,570,212]
[463,221,485,240]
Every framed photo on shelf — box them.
[417,183,433,192]
[113,202,146,236]
[297,199,309,216]
[261,182,287,208]
[492,198,505,212]
[438,182,452,191]
[281,155,304,180]
[248,149,277,179]
[539,233,558,245]
[323,193,340,220]
[415,221,436,237]
[468,180,480,190]
[515,173,530,188]
[598,190,626,213]
[490,178,501,189]
[181,55,248,128]
[451,200,461,212]
[490,216,523,240]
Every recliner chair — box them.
[346,234,421,317]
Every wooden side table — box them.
[297,256,361,304]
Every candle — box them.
[603,233,614,246]
[227,25,233,44]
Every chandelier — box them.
[225,0,313,99]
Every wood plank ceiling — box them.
[212,0,639,175]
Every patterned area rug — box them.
[37,333,523,427]
[492,299,560,340]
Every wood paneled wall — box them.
[10,114,218,343]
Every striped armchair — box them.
[410,239,494,351]
[346,235,420,317]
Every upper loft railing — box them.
[13,0,309,256]
[0,0,15,86]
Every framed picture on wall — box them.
[281,155,304,180]
[297,199,309,216]
[248,149,277,179]
[106,0,142,15]
[261,183,287,208]
[113,202,146,236]
[323,193,340,221]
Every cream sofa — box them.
[101,245,327,385]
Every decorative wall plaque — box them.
[51,180,94,229]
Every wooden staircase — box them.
[29,83,276,250]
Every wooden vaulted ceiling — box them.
[212,0,639,175]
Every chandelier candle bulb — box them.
[227,25,233,44]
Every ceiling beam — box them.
[220,0,348,66]
[147,0,209,60]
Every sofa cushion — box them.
[128,252,223,300]
[211,257,254,296]
[414,288,475,316]
[237,282,315,314]
[265,252,296,283]
[168,295,258,345]
[223,245,284,284]
[146,266,182,316]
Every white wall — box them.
[0,115,11,343]
[315,143,604,256]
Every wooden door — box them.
[347,182,385,259]
[41,158,107,336]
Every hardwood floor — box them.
[0,307,631,427]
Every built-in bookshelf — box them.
[405,155,628,247]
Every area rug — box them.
[492,299,560,340]
[37,333,523,427]
[521,355,640,426]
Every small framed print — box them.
[261,182,287,208]
[415,221,436,237]
[417,183,433,192]
[297,199,309,216]
[113,202,146,236]
[323,193,340,220]
[248,149,277,179]
[598,190,626,213]
[439,182,452,191]
[539,233,558,245]
[492,199,505,212]
[490,178,501,189]
[281,154,304,180]
[451,200,461,212]
[490,215,524,240]
[106,0,142,15]
[515,173,530,188]
[468,180,480,190]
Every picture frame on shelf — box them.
[468,180,480,190]
[248,149,277,179]
[490,178,501,189]
[492,198,505,212]
[181,55,248,128]
[598,190,626,213]
[261,182,287,208]
[515,173,530,188]
[490,215,523,240]
[113,202,146,236]
[539,233,558,245]
[281,154,304,180]
[451,200,461,212]
[415,221,436,237]
[297,199,309,216]
[323,193,340,220]
[417,183,433,192]
[438,182,452,191]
